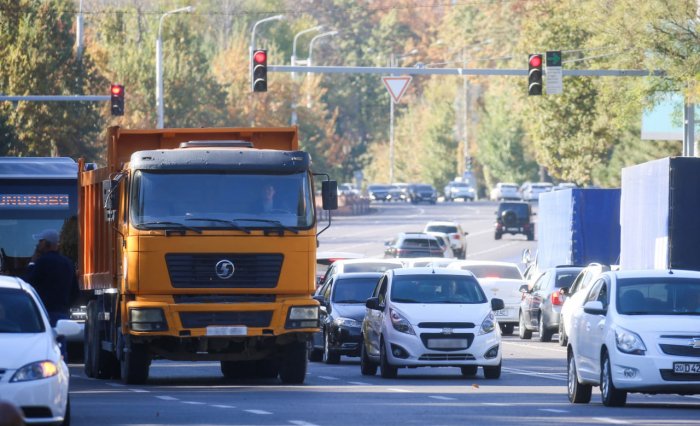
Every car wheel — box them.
[567,350,592,403]
[601,352,627,407]
[322,330,341,364]
[483,362,501,379]
[279,341,308,384]
[360,340,378,376]
[500,323,514,336]
[518,312,532,339]
[538,314,553,342]
[307,339,322,362]
[558,322,568,347]
[379,339,398,379]
[460,365,478,377]
[494,232,502,240]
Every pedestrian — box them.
[23,229,79,358]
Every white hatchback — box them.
[0,276,80,425]
[567,270,700,407]
[360,268,503,379]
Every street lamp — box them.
[292,25,323,73]
[307,30,338,67]
[249,15,284,88]
[156,5,194,129]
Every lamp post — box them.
[307,30,338,68]
[249,15,284,88]
[156,5,193,129]
[388,49,418,184]
[292,25,322,78]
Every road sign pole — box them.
[390,99,395,183]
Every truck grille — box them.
[179,311,273,328]
[166,254,283,288]
[174,294,275,304]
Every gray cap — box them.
[33,229,59,245]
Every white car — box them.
[423,221,468,259]
[317,258,404,294]
[0,276,81,425]
[520,182,553,201]
[567,269,700,407]
[447,260,526,335]
[558,263,610,346]
[490,182,520,201]
[360,268,504,379]
[425,232,455,258]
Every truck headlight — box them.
[129,308,168,332]
[286,306,319,329]
[615,327,646,355]
[11,361,58,382]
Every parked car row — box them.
[489,181,579,203]
[366,183,438,204]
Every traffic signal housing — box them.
[528,54,543,96]
[252,49,268,92]
[110,83,124,116]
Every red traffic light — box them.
[254,51,267,64]
[529,55,542,68]
[111,84,123,96]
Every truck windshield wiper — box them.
[184,217,251,234]
[231,218,299,234]
[139,221,202,234]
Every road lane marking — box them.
[245,409,272,415]
[348,381,371,385]
[182,401,206,405]
[481,403,509,406]
[289,421,320,426]
[317,376,339,380]
[592,418,629,424]
[539,408,568,413]
[387,388,412,393]
[211,404,236,409]
[502,367,567,381]
[105,383,125,387]
[429,396,456,401]
[155,396,178,401]
[128,388,149,393]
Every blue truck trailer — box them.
[620,157,700,271]
[537,188,621,269]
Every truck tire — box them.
[120,335,150,385]
[85,301,118,379]
[279,341,307,384]
[255,359,279,379]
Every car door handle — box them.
[585,322,591,332]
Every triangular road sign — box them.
[382,76,412,103]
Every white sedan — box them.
[567,269,700,407]
[0,275,81,425]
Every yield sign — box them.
[382,76,412,103]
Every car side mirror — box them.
[519,284,529,293]
[491,298,505,312]
[583,300,607,315]
[55,319,82,338]
[366,297,383,311]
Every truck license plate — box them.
[206,326,247,336]
[673,362,700,374]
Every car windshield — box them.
[343,263,402,273]
[131,171,315,230]
[426,225,458,234]
[416,185,433,191]
[617,278,700,315]
[0,288,45,333]
[391,275,487,304]
[458,264,523,280]
[332,277,379,303]
[499,203,529,218]
[555,270,581,288]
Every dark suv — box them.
[406,184,437,204]
[495,202,535,241]
[384,232,444,258]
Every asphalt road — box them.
[67,201,700,425]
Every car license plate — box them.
[427,338,468,349]
[206,326,247,336]
[494,309,509,317]
[507,227,519,232]
[673,362,700,374]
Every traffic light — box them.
[110,83,124,116]
[528,54,543,96]
[252,49,267,92]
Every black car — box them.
[518,266,583,342]
[384,232,444,258]
[406,183,437,204]
[367,184,392,202]
[495,201,535,241]
[308,272,382,364]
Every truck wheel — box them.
[120,335,150,385]
[255,359,279,379]
[518,312,532,340]
[86,301,118,379]
[279,341,307,384]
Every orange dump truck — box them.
[79,126,337,384]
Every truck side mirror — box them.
[322,181,338,210]
[102,179,118,222]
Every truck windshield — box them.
[131,171,315,230]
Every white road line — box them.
[429,396,456,401]
[348,381,372,385]
[289,421,321,426]
[105,383,125,387]
[245,410,272,415]
[481,403,509,406]
[182,401,206,405]
[317,376,339,380]
[539,408,568,413]
[502,367,567,381]
[128,389,149,393]
[211,404,236,409]
[155,396,178,401]
[387,388,412,393]
[592,418,629,425]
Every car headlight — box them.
[389,308,415,335]
[333,317,361,328]
[10,361,58,382]
[615,327,646,355]
[478,312,496,335]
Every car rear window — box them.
[457,264,523,280]
[554,270,582,288]
[344,263,402,273]
[426,225,458,234]
[391,275,487,304]
[332,277,379,303]
[402,238,438,248]
[0,288,45,333]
